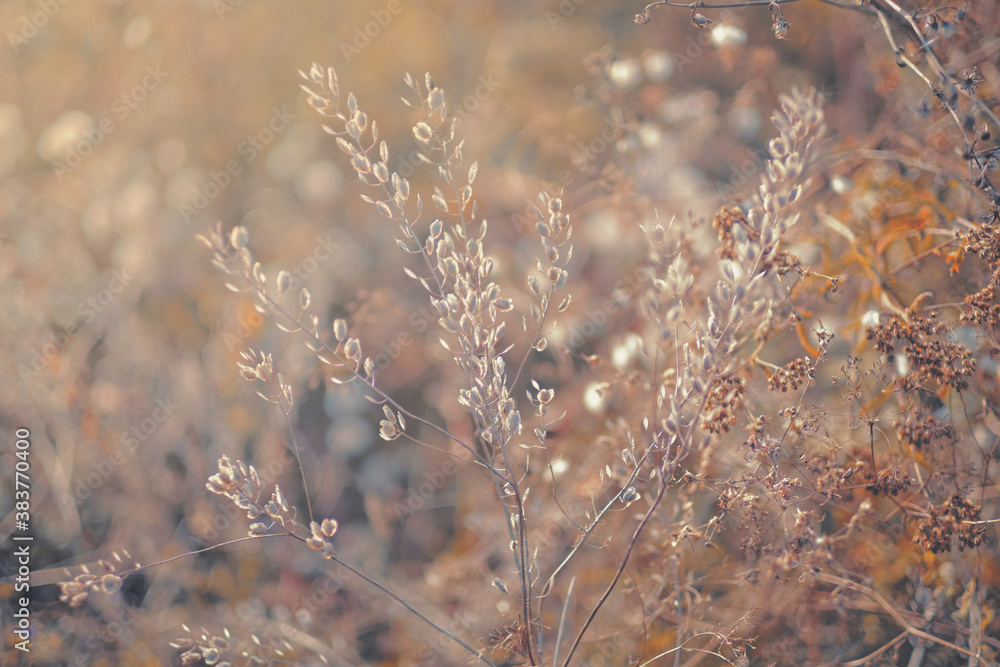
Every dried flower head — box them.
[914,495,987,553]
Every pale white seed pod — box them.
[414,122,433,142]
[379,420,399,440]
[321,518,338,537]
[277,271,291,294]
[230,226,249,249]
[333,319,348,342]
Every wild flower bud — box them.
[321,518,338,537]
[277,271,291,294]
[230,226,249,249]
[414,122,433,143]
[333,319,348,342]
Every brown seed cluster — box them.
[701,372,746,433]
[866,312,976,390]
[913,495,987,554]
[960,271,1000,329]
[812,460,856,500]
[767,357,813,392]
[744,414,768,450]
[864,467,911,497]
[895,409,956,450]
[961,220,1000,269]
[712,205,801,276]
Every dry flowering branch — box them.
[296,63,597,664]
[558,87,829,666]
[57,550,134,609]
[202,454,493,665]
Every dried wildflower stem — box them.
[816,149,964,181]
[551,575,576,667]
[268,288,505,479]
[263,365,316,524]
[815,573,982,659]
[281,528,498,666]
[202,223,503,477]
[559,439,684,667]
[300,64,545,662]
[556,339,732,666]
[541,447,654,589]
[559,87,828,664]
[637,631,738,667]
[641,0,1000,220]
[58,534,285,609]
[637,0,870,25]
[869,3,998,195]
[836,631,909,667]
[205,454,498,666]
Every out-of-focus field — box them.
[2,0,997,665]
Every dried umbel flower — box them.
[865,467,911,497]
[866,313,976,391]
[700,372,746,433]
[767,357,813,392]
[895,409,956,450]
[914,495,987,554]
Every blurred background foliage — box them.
[1,0,998,665]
